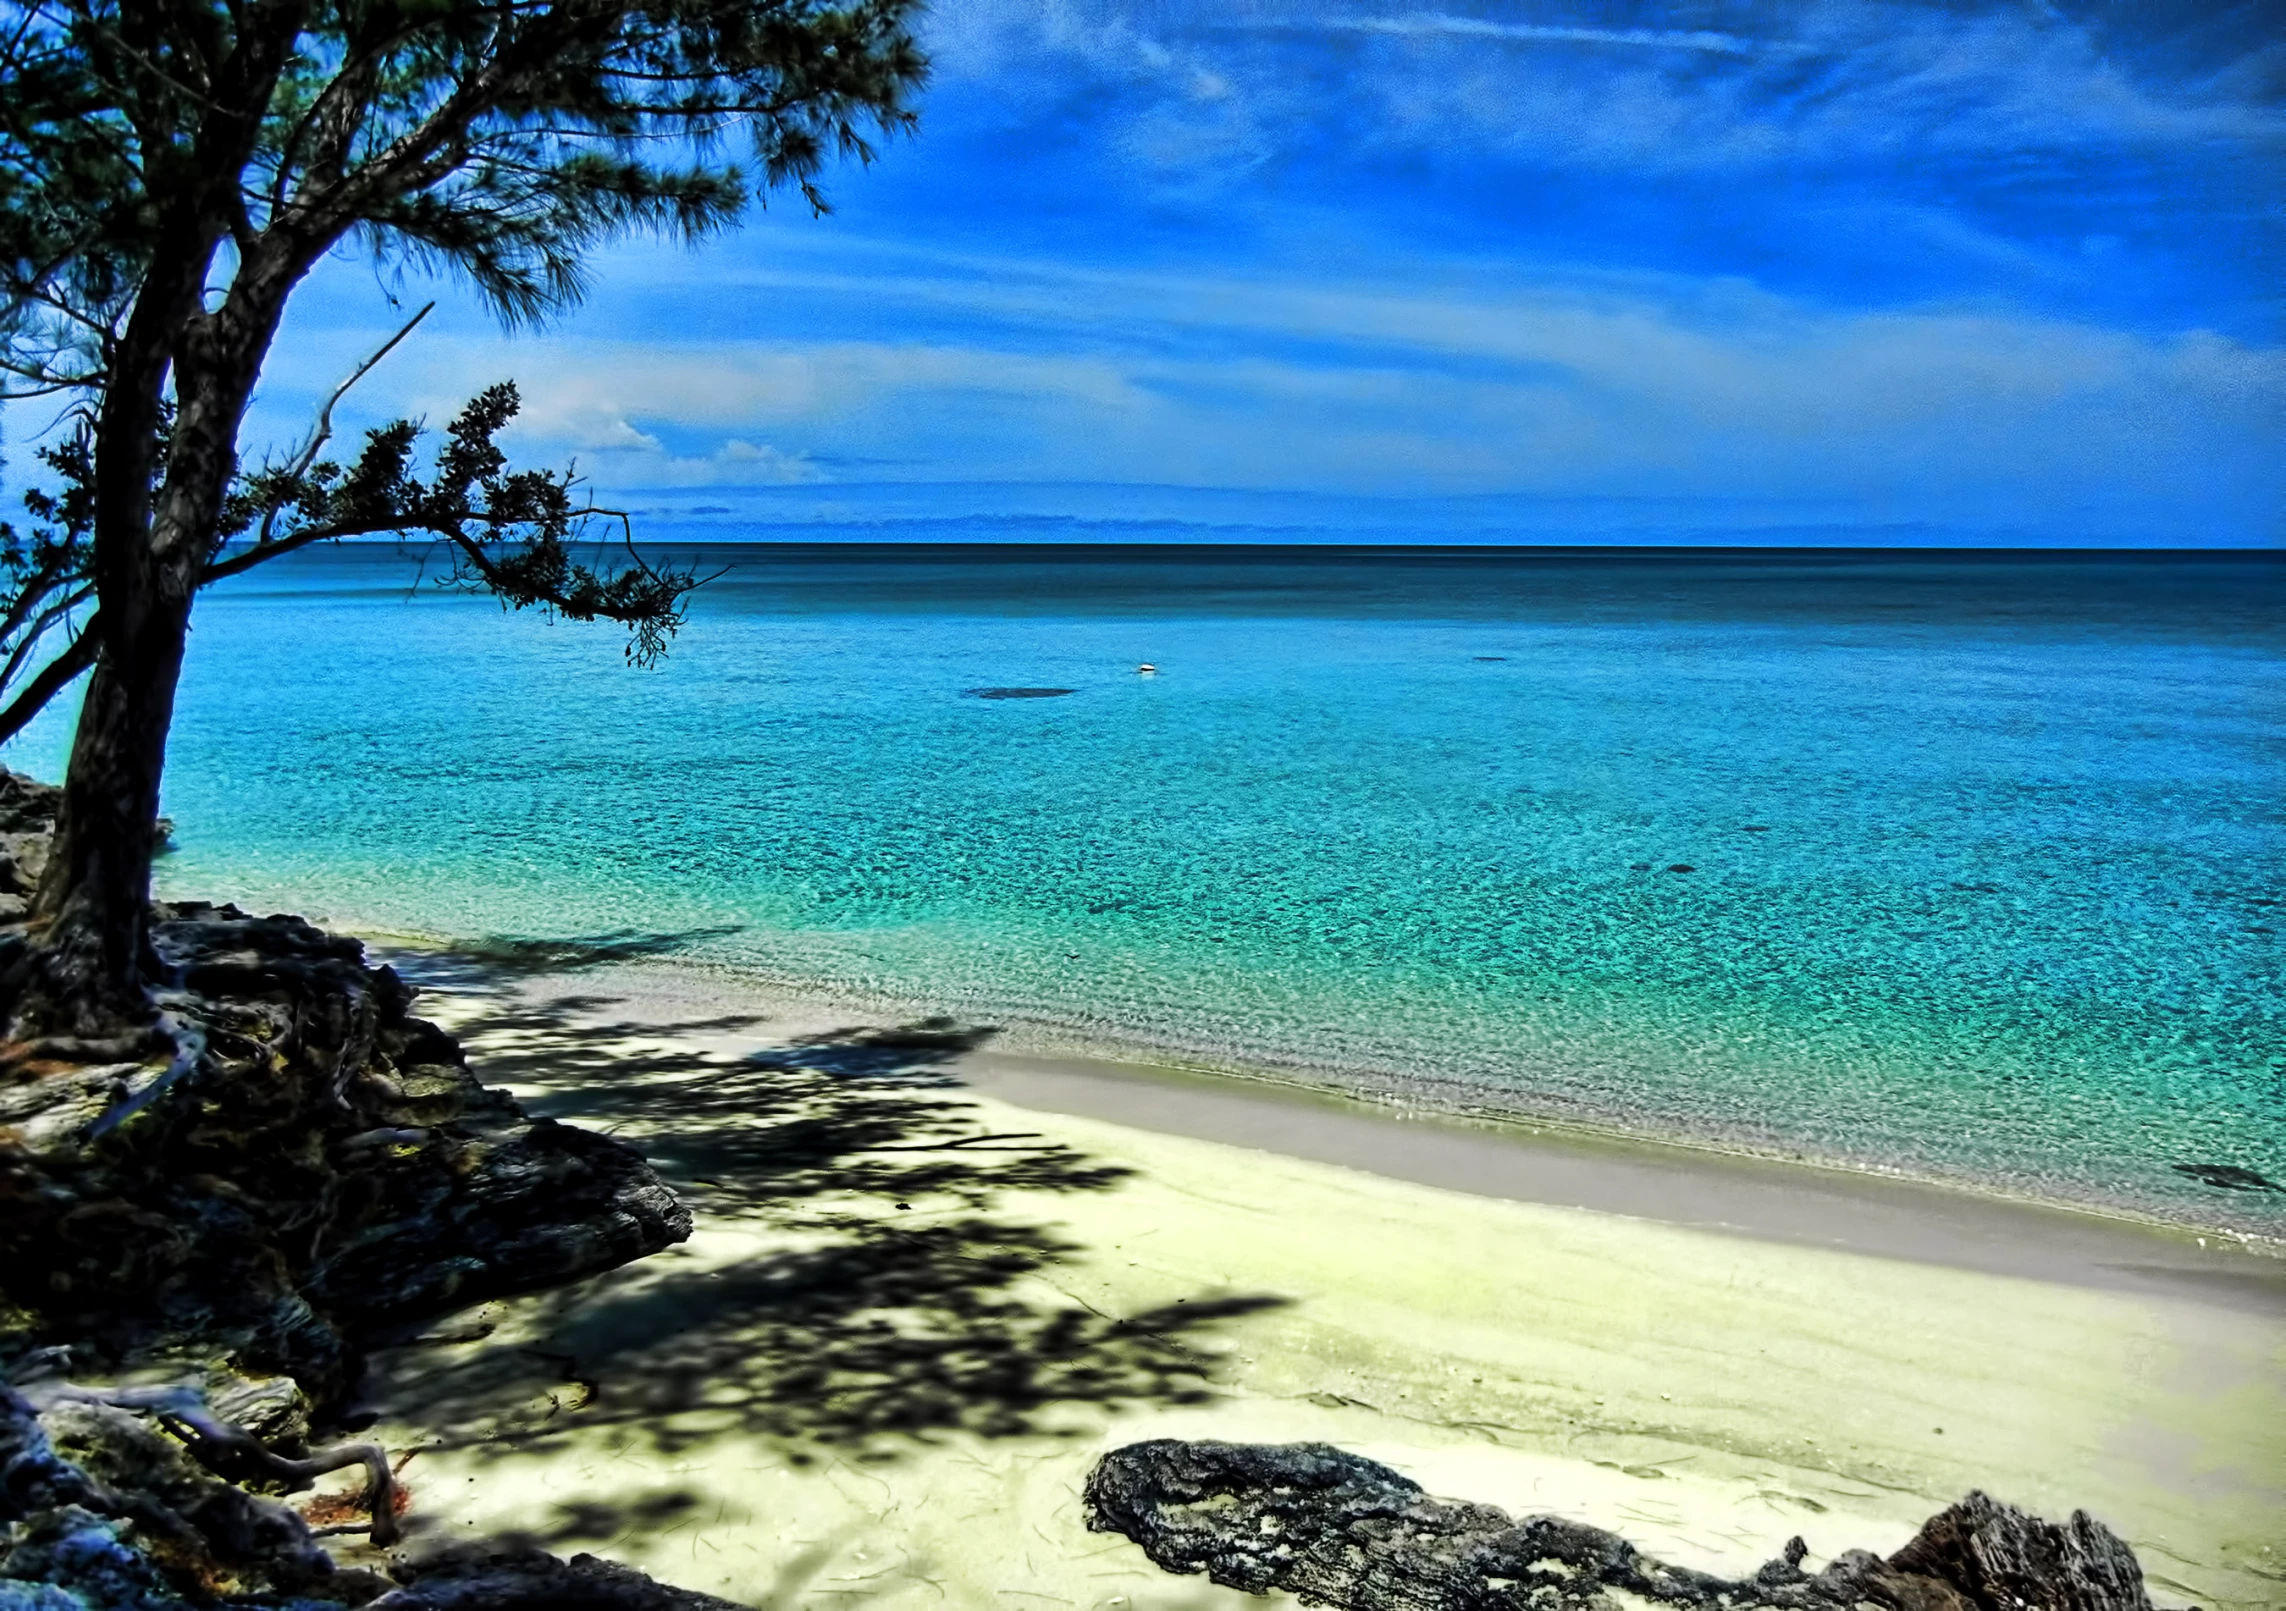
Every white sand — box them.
[344,958,2286,1610]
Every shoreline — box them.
[954,1045,2286,1316]
[356,926,2286,1260]
[347,944,2286,1610]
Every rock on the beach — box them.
[0,771,170,924]
[0,894,690,1409]
[0,772,714,1605]
[1082,1439,2156,1611]
[365,1544,753,1609]
[0,1383,744,1610]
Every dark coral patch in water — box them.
[2174,1162,2282,1192]
[965,687,1077,700]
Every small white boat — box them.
[1137,663,1158,674]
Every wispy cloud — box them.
[931,0,2286,180]
[1296,14,1762,56]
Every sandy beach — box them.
[341,952,2286,1610]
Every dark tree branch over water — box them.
[0,0,926,1030]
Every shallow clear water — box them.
[9,546,2282,1231]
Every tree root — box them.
[0,1024,171,1067]
[81,1006,208,1141]
[41,1381,402,1546]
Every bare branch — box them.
[253,300,434,545]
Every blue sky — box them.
[258,0,2280,544]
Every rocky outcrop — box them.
[0,894,689,1411]
[1083,1440,2155,1611]
[0,759,721,1603]
[0,770,63,927]
[0,759,691,1588]
[0,772,168,928]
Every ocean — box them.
[8,544,2281,1234]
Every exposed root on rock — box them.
[32,1383,401,1547]
[1,1380,742,1608]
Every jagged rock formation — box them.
[0,773,168,929]
[0,1382,386,1607]
[0,767,689,1410]
[1083,1440,2156,1611]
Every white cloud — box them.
[238,217,2282,543]
[575,416,664,453]
[582,438,831,488]
[315,248,2279,543]
[716,439,820,480]
[476,342,1145,440]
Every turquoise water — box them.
[8,546,2283,1233]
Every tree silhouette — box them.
[0,0,926,1031]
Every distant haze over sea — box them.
[566,483,2282,549]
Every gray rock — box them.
[367,1543,751,1609]
[1887,1490,2153,1611]
[1,900,690,1409]
[1083,1440,2155,1611]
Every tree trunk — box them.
[18,586,195,1033]
[12,290,292,1036]
[0,20,310,1041]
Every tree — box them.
[0,0,927,1033]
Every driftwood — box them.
[1084,1440,2155,1611]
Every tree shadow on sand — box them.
[363,942,1286,1477]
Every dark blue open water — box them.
[8,546,2281,1232]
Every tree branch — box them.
[0,582,94,694]
[0,617,98,748]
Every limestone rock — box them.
[0,772,168,903]
[1886,1491,2152,1611]
[0,900,690,1409]
[32,1400,353,1600]
[1082,1440,2155,1611]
